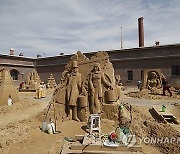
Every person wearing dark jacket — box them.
[161,77,172,96]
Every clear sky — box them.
[0,0,180,57]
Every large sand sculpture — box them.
[45,51,121,122]
[0,68,19,106]
[142,69,162,92]
[46,73,57,89]
[19,70,41,91]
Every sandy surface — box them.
[0,88,179,154]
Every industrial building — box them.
[0,43,180,87]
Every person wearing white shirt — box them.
[8,95,13,106]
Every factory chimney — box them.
[138,17,144,47]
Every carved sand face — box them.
[94,63,101,72]
[151,72,157,79]
[72,67,78,73]
[94,66,99,72]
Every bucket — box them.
[47,123,55,134]
[105,89,116,103]
[42,122,47,132]
[162,105,166,112]
[78,95,88,108]
[119,104,124,111]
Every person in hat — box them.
[66,61,81,121]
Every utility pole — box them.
[120,26,123,49]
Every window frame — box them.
[127,70,133,81]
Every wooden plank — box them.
[152,105,179,124]
[153,106,173,116]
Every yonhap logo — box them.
[122,133,137,147]
[119,127,137,147]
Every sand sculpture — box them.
[19,70,41,91]
[115,75,122,86]
[66,61,81,121]
[142,69,162,91]
[88,63,113,114]
[45,51,121,123]
[47,74,57,89]
[0,68,19,106]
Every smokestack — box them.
[138,17,144,47]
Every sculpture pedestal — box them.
[101,103,119,121]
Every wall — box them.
[1,44,180,87]
[0,55,35,86]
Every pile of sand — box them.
[128,106,180,154]
[126,89,179,100]
[0,100,41,115]
[0,123,30,152]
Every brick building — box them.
[0,43,180,87]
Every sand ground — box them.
[0,87,179,154]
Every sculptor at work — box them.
[89,63,113,114]
[66,61,81,121]
[161,77,172,97]
[147,71,161,90]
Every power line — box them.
[0,37,39,50]
[0,38,24,47]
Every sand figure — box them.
[47,74,57,89]
[28,71,41,90]
[19,70,41,91]
[115,75,122,86]
[147,71,161,90]
[66,61,81,121]
[89,63,113,114]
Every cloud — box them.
[0,0,180,57]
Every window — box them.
[10,69,19,80]
[127,70,133,80]
[171,65,180,75]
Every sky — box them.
[0,0,180,58]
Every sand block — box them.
[83,133,101,145]
[75,135,84,141]
[0,69,19,106]
[82,151,144,154]
[61,142,82,154]
[101,144,142,152]
[101,103,119,121]
[71,142,143,153]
